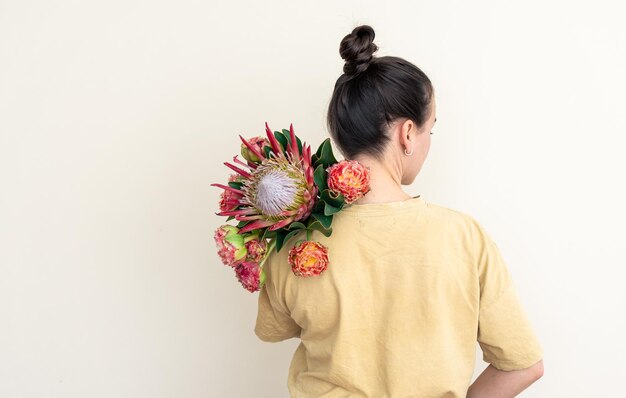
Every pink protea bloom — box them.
[241,136,270,164]
[288,240,329,277]
[214,225,247,267]
[326,159,371,204]
[211,122,318,234]
[235,261,266,292]
[244,237,267,263]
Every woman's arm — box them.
[466,359,544,398]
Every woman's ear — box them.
[399,118,415,150]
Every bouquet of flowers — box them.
[212,122,371,292]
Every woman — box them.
[255,25,544,398]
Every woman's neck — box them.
[349,154,413,205]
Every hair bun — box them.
[340,25,378,76]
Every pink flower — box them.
[244,237,267,263]
[219,189,242,213]
[228,173,244,183]
[218,174,245,213]
[288,240,329,277]
[235,261,266,292]
[212,122,318,234]
[214,225,247,267]
[326,160,371,204]
[240,136,270,163]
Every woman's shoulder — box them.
[333,197,485,235]
[424,200,481,225]
[421,200,491,243]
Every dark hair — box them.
[326,25,434,160]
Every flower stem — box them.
[259,238,277,268]
[306,229,311,241]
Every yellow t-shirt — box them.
[255,195,543,398]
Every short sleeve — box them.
[254,254,301,342]
[474,221,544,371]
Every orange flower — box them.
[326,160,371,204]
[288,240,329,277]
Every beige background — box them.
[1,0,625,397]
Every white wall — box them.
[1,0,625,396]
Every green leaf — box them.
[311,212,332,229]
[313,164,328,191]
[274,229,289,252]
[283,229,304,248]
[281,128,302,154]
[311,153,319,165]
[262,229,277,241]
[273,131,288,153]
[314,139,325,159]
[227,181,243,189]
[226,215,234,222]
[275,228,306,252]
[307,220,333,237]
[263,145,272,159]
[287,221,307,230]
[320,189,345,209]
[296,136,303,154]
[312,199,325,214]
[237,220,250,229]
[323,202,341,216]
[314,138,337,168]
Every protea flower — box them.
[235,261,266,292]
[212,122,318,234]
[214,225,247,267]
[288,240,329,277]
[327,159,371,204]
